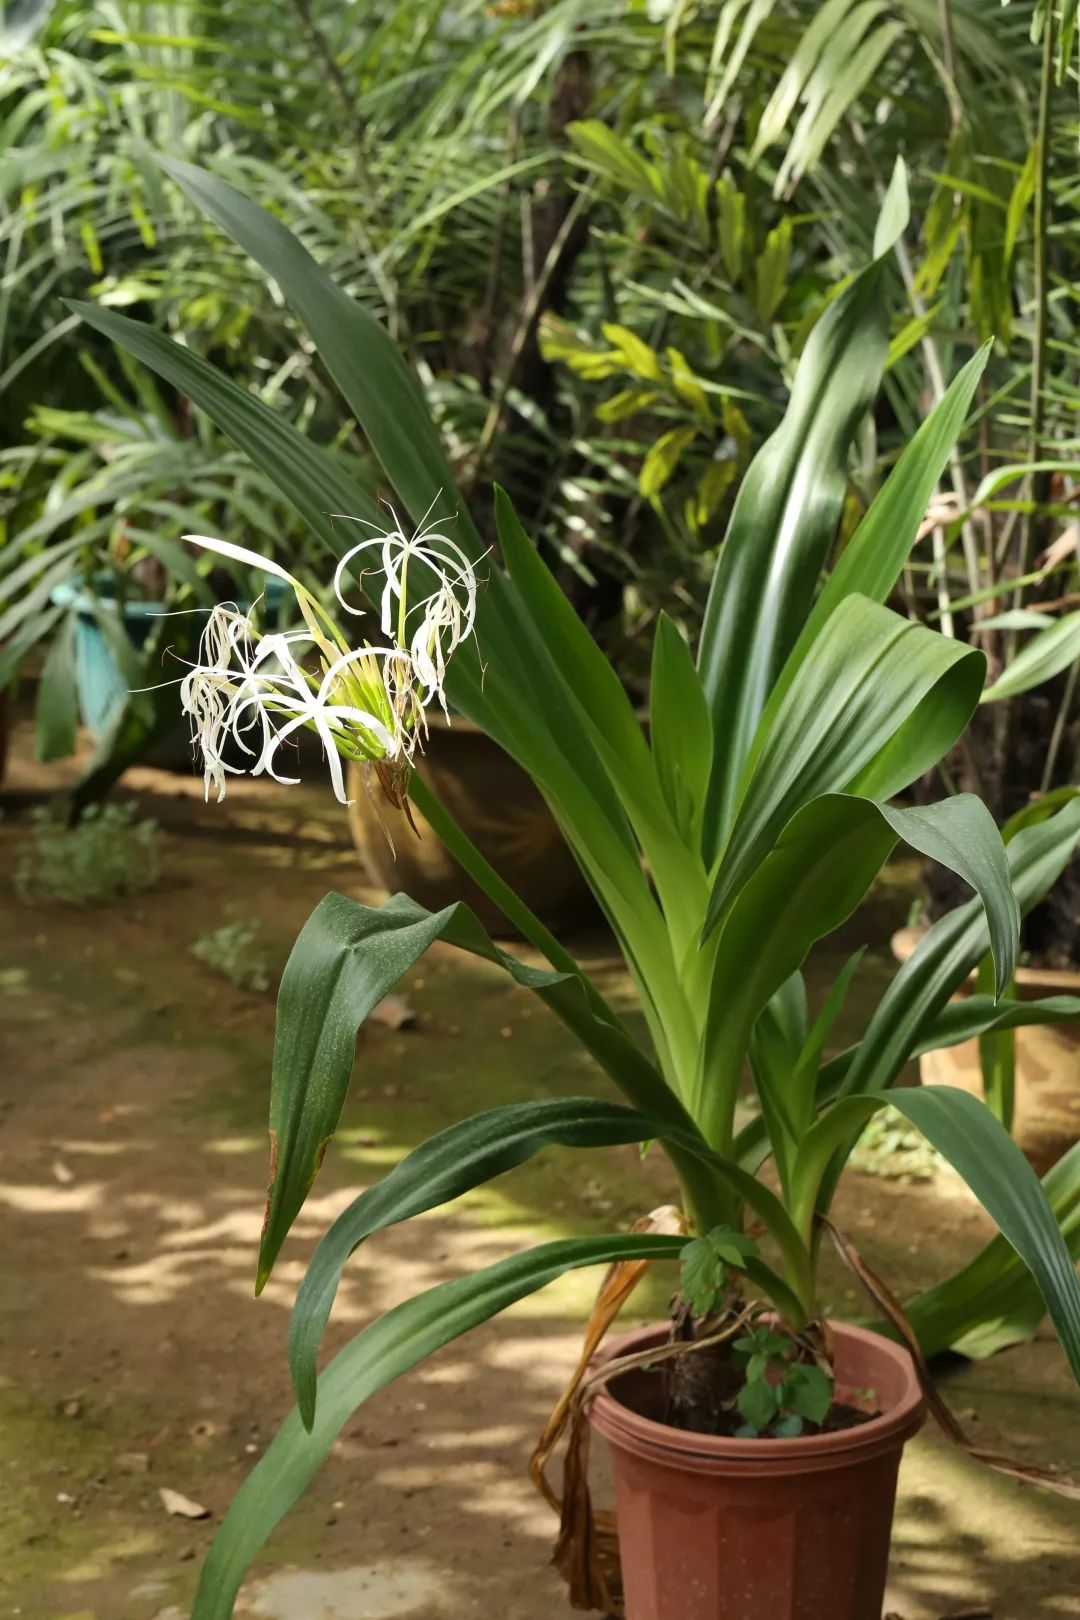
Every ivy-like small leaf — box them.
[783,1362,833,1425]
[678,1226,758,1316]
[731,1325,787,1366]
[736,1373,779,1430]
[679,1236,724,1316]
[772,1412,804,1438]
[710,1229,760,1268]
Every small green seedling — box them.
[14,802,160,905]
[731,1325,833,1438]
[679,1227,760,1317]
[850,1104,943,1183]
[192,918,272,994]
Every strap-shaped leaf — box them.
[34,610,79,762]
[700,791,1023,1152]
[696,167,908,855]
[68,302,388,558]
[907,1138,1080,1359]
[697,795,900,1150]
[158,156,480,553]
[650,611,713,838]
[981,610,1080,703]
[261,891,702,1288]
[804,799,1080,1220]
[791,1087,1080,1384]
[493,485,649,778]
[763,345,990,723]
[289,1097,813,1431]
[915,993,1080,1053]
[841,796,1080,1104]
[877,799,1018,997]
[492,490,707,961]
[288,1098,658,1427]
[192,1233,687,1620]
[705,595,986,933]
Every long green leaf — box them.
[261,891,701,1287]
[706,594,986,931]
[650,611,713,840]
[877,799,1018,997]
[841,796,1080,1104]
[288,1098,658,1427]
[696,167,907,855]
[193,1233,687,1620]
[763,346,990,721]
[807,799,1080,1219]
[698,795,899,1151]
[157,157,478,552]
[981,610,1080,702]
[703,788,1028,1154]
[68,302,388,566]
[792,1087,1080,1384]
[915,993,1080,1053]
[906,1138,1080,1359]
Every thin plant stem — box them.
[892,233,982,611]
[1015,2,1057,604]
[1041,656,1079,794]
[468,184,594,483]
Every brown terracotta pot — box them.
[891,925,1080,1173]
[347,715,598,937]
[589,1322,925,1620]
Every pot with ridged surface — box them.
[589,1322,925,1620]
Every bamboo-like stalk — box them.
[1014,3,1056,601]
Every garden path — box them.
[1,721,1078,1620]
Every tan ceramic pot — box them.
[347,715,598,938]
[892,925,1080,1173]
[589,1322,925,1620]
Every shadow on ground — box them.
[1,721,1077,1620]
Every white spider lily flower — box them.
[329,497,480,716]
[179,603,269,803]
[180,513,479,812]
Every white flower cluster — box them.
[179,503,479,808]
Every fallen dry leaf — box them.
[158,1486,210,1520]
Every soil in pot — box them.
[589,1322,925,1620]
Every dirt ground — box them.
[1,719,1079,1620]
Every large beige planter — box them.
[892,925,1080,1173]
[347,716,598,938]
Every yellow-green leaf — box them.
[639,425,697,497]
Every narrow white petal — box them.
[184,534,300,588]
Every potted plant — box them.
[77,159,1080,1620]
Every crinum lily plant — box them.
[74,160,1080,1619]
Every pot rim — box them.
[589,1320,926,1474]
